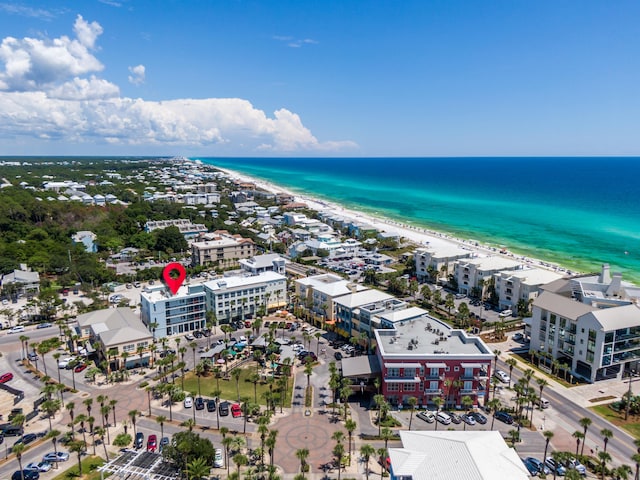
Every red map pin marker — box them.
[162,262,186,295]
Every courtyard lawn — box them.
[591,404,640,439]
[51,456,106,480]
[181,361,293,406]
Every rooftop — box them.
[375,315,492,357]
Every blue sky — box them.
[0,1,638,157]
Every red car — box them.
[147,434,157,452]
[0,372,13,383]
[231,403,242,418]
[74,364,87,373]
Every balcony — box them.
[424,389,443,395]
[424,374,445,381]
[459,389,478,395]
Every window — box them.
[454,366,459,372]
[387,368,399,378]
[404,383,416,392]
[387,383,399,392]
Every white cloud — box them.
[0,3,57,20]
[0,17,356,154]
[128,64,145,85]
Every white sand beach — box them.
[213,164,576,276]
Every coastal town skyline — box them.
[1,1,639,157]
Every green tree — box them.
[579,417,592,457]
[407,396,418,431]
[360,443,376,480]
[185,456,211,480]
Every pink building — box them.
[373,316,493,409]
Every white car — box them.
[494,369,510,383]
[213,448,224,468]
[416,410,435,423]
[8,325,25,334]
[58,356,76,369]
[184,396,193,408]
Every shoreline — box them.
[204,161,579,278]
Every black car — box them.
[471,411,487,424]
[134,432,144,449]
[206,399,217,412]
[193,330,203,339]
[334,351,343,360]
[219,401,230,416]
[494,411,514,425]
[446,412,462,424]
[12,470,39,480]
[195,397,205,410]
[521,458,539,476]
[14,433,37,447]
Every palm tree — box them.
[94,426,108,459]
[598,450,611,480]
[579,417,592,456]
[186,456,210,480]
[461,395,473,430]
[572,431,584,460]
[487,398,501,430]
[345,419,357,463]
[373,394,386,436]
[492,349,501,374]
[630,452,640,480]
[156,415,167,440]
[407,396,418,430]
[129,409,140,437]
[536,377,549,407]
[231,368,242,401]
[296,448,310,478]
[379,428,393,454]
[360,443,376,480]
[12,442,27,478]
[181,418,196,431]
[46,429,61,469]
[432,396,443,431]
[601,428,613,454]
[505,358,517,389]
[543,430,554,462]
[69,440,87,476]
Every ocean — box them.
[195,157,640,283]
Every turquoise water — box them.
[195,157,640,283]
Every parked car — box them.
[36,323,53,329]
[12,470,39,480]
[471,411,487,424]
[0,372,14,383]
[436,411,452,425]
[43,451,70,462]
[494,369,510,383]
[8,325,25,334]
[28,352,38,361]
[57,357,76,369]
[184,396,193,408]
[195,397,205,410]
[185,333,194,341]
[446,411,461,424]
[564,457,587,476]
[160,436,170,452]
[134,432,144,449]
[219,401,230,416]
[206,399,217,412]
[231,403,242,418]
[545,457,566,476]
[147,434,157,452]
[213,448,224,468]
[25,461,52,473]
[524,457,550,475]
[74,363,87,373]
[334,351,343,360]
[512,332,524,342]
[521,457,539,476]
[494,411,514,424]
[416,411,435,423]
[461,413,476,426]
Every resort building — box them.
[140,284,207,339]
[294,273,368,321]
[75,307,153,371]
[239,253,287,276]
[373,314,493,408]
[529,265,640,382]
[1,266,40,297]
[414,245,472,283]
[333,290,396,338]
[203,271,287,323]
[388,431,529,480]
[144,219,208,238]
[453,256,522,297]
[493,267,564,315]
[190,231,256,268]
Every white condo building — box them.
[295,273,369,321]
[454,256,522,296]
[529,265,640,382]
[493,267,564,314]
[414,245,472,283]
[140,284,207,339]
[204,272,287,323]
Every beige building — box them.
[76,307,153,371]
[190,230,256,268]
[295,273,368,321]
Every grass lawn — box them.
[50,456,106,480]
[180,361,293,406]
[591,404,640,438]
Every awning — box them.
[384,377,420,383]
[460,362,485,368]
[424,363,446,368]
[384,363,422,369]
[325,319,336,325]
